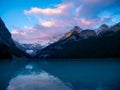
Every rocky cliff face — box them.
[109,22,120,31]
[80,29,97,39]
[0,18,15,46]
[97,22,120,36]
[60,26,82,41]
[97,24,109,35]
[60,26,97,41]
[0,18,30,59]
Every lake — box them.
[0,59,120,90]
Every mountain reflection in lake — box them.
[0,59,120,90]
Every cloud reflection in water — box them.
[7,64,71,90]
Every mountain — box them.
[15,42,43,56]
[59,26,96,42]
[35,22,120,59]
[0,18,30,59]
[60,26,81,40]
[97,24,109,35]
[97,22,120,36]
[79,29,97,39]
[0,18,15,46]
[109,22,120,31]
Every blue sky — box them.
[0,0,62,29]
[0,0,120,43]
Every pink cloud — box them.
[11,24,69,43]
[41,21,55,27]
[24,3,72,16]
[80,19,96,27]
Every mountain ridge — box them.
[35,22,120,59]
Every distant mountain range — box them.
[0,17,120,59]
[15,42,44,56]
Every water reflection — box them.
[1,60,119,90]
[7,63,71,90]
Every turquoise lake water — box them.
[0,59,120,90]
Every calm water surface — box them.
[0,59,120,90]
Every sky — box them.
[0,0,120,44]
